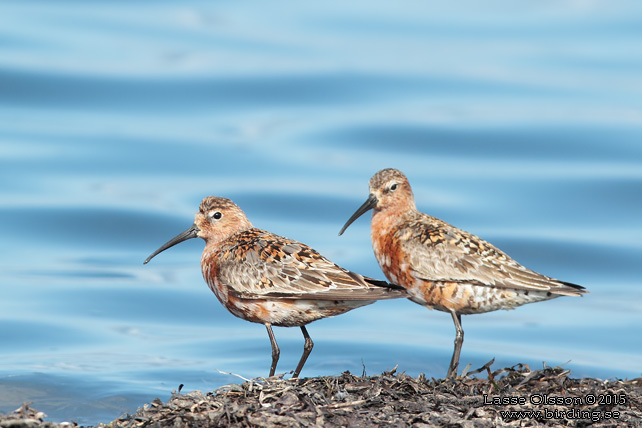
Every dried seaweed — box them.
[2,363,641,427]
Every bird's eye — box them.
[210,211,222,220]
[390,183,398,191]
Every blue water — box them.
[1,1,642,425]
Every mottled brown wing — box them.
[218,229,403,301]
[401,216,585,296]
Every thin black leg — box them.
[293,325,314,378]
[446,310,463,379]
[265,323,280,377]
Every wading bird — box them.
[339,168,586,378]
[145,196,404,378]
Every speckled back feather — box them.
[397,212,585,296]
[209,228,401,301]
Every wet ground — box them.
[3,363,640,427]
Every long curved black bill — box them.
[338,194,378,236]
[144,224,200,264]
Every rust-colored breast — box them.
[371,213,417,289]
[201,246,228,305]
